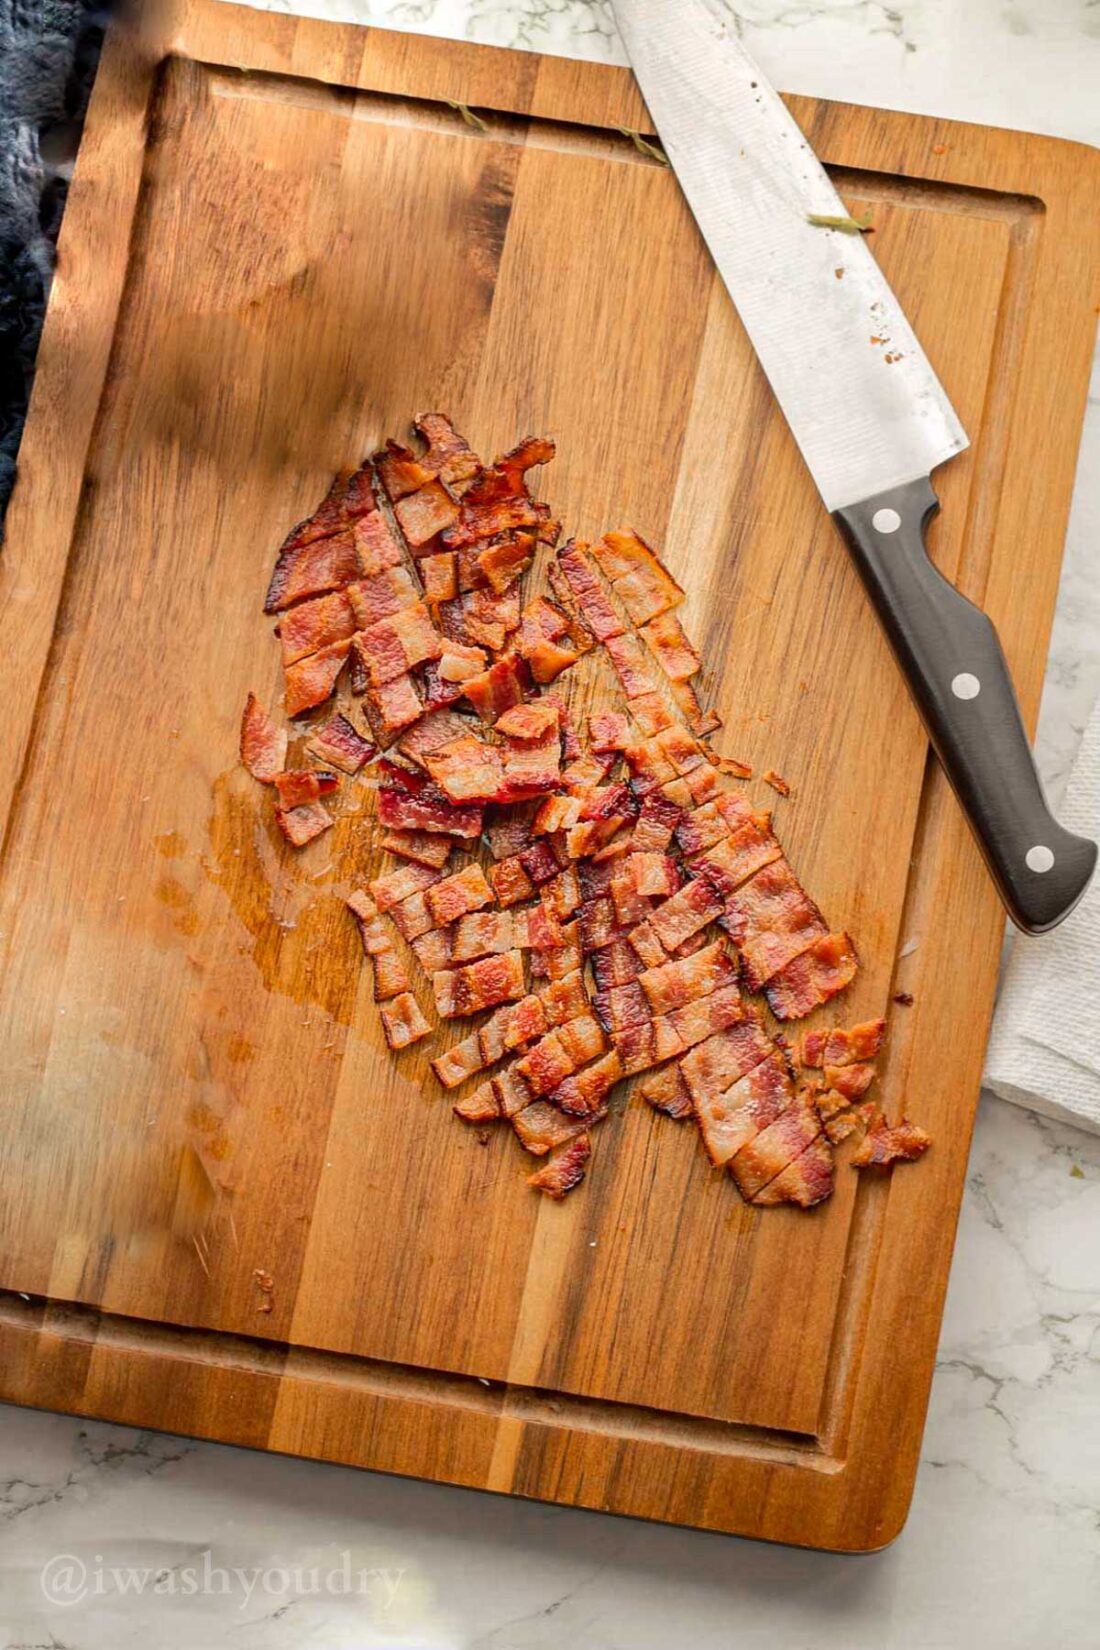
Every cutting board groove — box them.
[0,0,1097,1551]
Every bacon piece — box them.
[801,1018,886,1068]
[450,910,518,962]
[540,867,582,920]
[480,994,549,1064]
[651,724,708,776]
[277,466,376,557]
[500,730,563,802]
[631,693,678,737]
[531,937,584,982]
[432,951,526,1018]
[637,940,735,1015]
[379,990,432,1050]
[462,653,530,723]
[630,793,681,854]
[750,1134,834,1206]
[353,602,442,686]
[275,800,333,846]
[283,637,352,716]
[823,1100,877,1145]
[623,741,677,795]
[442,438,555,550]
[492,1066,533,1119]
[487,809,536,860]
[353,509,405,578]
[273,768,338,810]
[613,1014,684,1076]
[533,795,583,835]
[362,672,425,743]
[410,927,453,974]
[396,708,473,768]
[628,920,669,968]
[670,679,721,737]
[627,852,682,898]
[437,640,488,683]
[376,439,430,502]
[694,1048,793,1168]
[490,855,536,907]
[388,891,436,941]
[476,532,535,593]
[609,866,654,930]
[458,585,522,652]
[576,897,630,953]
[539,971,590,1026]
[369,860,442,913]
[552,1052,622,1117]
[555,541,624,641]
[673,800,731,857]
[496,701,560,742]
[691,813,781,897]
[565,783,638,860]
[730,1100,823,1201]
[527,1131,591,1198]
[679,1016,775,1110]
[240,693,287,782]
[763,769,791,798]
[852,1115,931,1167]
[453,1081,501,1122]
[264,528,359,614]
[347,567,420,627]
[649,877,722,953]
[638,1062,694,1120]
[587,711,631,753]
[593,981,650,1034]
[419,550,459,604]
[604,632,662,703]
[668,982,744,1050]
[379,829,453,870]
[277,590,357,666]
[394,480,459,548]
[512,1101,595,1157]
[520,838,565,887]
[413,412,481,491]
[377,761,483,838]
[591,530,684,623]
[764,932,858,1021]
[721,859,828,991]
[640,610,700,681]
[424,863,493,928]
[306,712,374,775]
[823,1062,876,1102]
[346,890,411,1001]
[423,735,506,804]
[590,939,642,990]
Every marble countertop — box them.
[2,3,1098,1646]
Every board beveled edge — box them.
[1,0,1098,1552]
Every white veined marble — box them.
[1,3,1097,1646]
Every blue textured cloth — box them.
[0,0,111,528]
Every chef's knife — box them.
[611,0,1096,933]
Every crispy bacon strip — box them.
[380,829,453,869]
[432,951,526,1018]
[277,589,357,666]
[638,1062,694,1120]
[720,858,828,992]
[264,529,360,615]
[378,759,483,838]
[852,1115,931,1167]
[527,1132,591,1198]
[346,890,411,1001]
[801,1018,885,1068]
[764,932,858,1021]
[691,813,781,898]
[273,768,338,810]
[555,541,624,641]
[275,800,333,847]
[306,712,374,774]
[240,693,287,782]
[750,1135,834,1207]
[277,465,376,555]
[284,638,352,717]
[591,530,684,624]
[640,610,700,681]
[379,990,433,1050]
[693,1048,792,1168]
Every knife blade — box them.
[611,0,1096,933]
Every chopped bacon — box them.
[450,910,518,962]
[512,1100,595,1157]
[552,1052,622,1117]
[492,1066,533,1118]
[490,854,536,907]
[671,678,723,737]
[555,542,624,641]
[346,890,411,1001]
[628,920,669,968]
[273,768,338,810]
[496,701,560,741]
[347,567,420,628]
[419,550,459,604]
[750,1135,834,1207]
[423,735,506,805]
[379,829,453,870]
[638,940,735,1016]
[604,631,661,703]
[576,897,630,953]
[613,1014,684,1075]
[362,672,425,744]
[590,530,684,624]
[477,532,535,594]
[608,867,654,930]
[411,927,453,974]
[729,1098,822,1202]
[673,799,731,857]
[764,932,858,1021]
[530,936,584,982]
[353,509,405,578]
[539,971,590,1026]
[721,858,828,992]
[432,951,526,1018]
[462,653,531,723]
[632,694,678,737]
[593,980,650,1034]
[823,1061,876,1102]
[240,693,287,782]
[801,1018,885,1068]
[631,793,682,854]
[306,712,374,774]
[277,465,376,556]
[437,640,489,683]
[679,1015,775,1110]
[394,479,460,548]
[590,939,642,990]
[540,867,582,920]
[639,1062,694,1120]
[275,800,333,847]
[588,711,632,752]
[283,638,352,716]
[693,1048,792,1168]
[852,1115,931,1167]
[353,602,442,687]
[453,1081,501,1122]
[425,863,493,928]
[379,990,432,1050]
[487,809,535,860]
[378,759,482,838]
[763,769,791,798]
[640,610,700,681]
[481,993,549,1063]
[264,528,359,614]
[691,813,781,897]
[413,412,481,491]
[527,1131,591,1198]
[519,838,565,887]
[823,1098,877,1145]
[369,860,442,913]
[533,795,583,835]
[377,440,431,501]
[388,890,436,941]
[649,876,722,953]
[441,437,554,551]
[626,852,681,898]
[278,589,357,666]
[668,982,744,1050]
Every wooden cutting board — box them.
[1,0,1097,1552]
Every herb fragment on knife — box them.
[239,415,929,1206]
[806,208,874,235]
[616,126,670,165]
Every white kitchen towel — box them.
[984,693,1100,1134]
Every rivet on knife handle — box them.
[833,478,1097,933]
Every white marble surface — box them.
[2,4,1098,1646]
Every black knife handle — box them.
[833,477,1096,934]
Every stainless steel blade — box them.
[611,0,968,511]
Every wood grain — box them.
[0,0,1097,1551]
